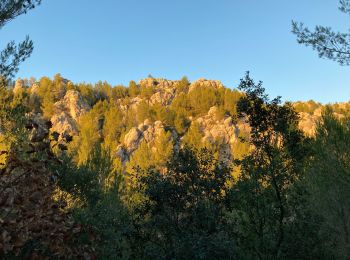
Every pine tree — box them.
[176,76,190,93]
[128,80,140,97]
[174,112,190,135]
[77,101,108,165]
[136,101,153,123]
[102,106,124,152]
[183,122,203,149]
[292,0,350,65]
[153,129,173,168]
[306,108,350,258]
[126,140,154,189]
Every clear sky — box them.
[1,0,349,103]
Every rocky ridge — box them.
[18,77,347,166]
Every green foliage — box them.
[305,108,350,258]
[102,106,124,151]
[294,100,321,114]
[78,83,96,106]
[36,75,70,118]
[176,76,190,93]
[131,147,236,259]
[182,122,203,149]
[174,112,190,135]
[127,140,154,176]
[222,88,242,117]
[170,92,192,117]
[151,103,175,126]
[95,81,113,101]
[52,73,67,99]
[128,80,140,97]
[0,0,41,86]
[125,140,155,207]
[229,73,311,258]
[140,84,155,99]
[72,189,133,259]
[171,83,241,119]
[188,85,222,116]
[77,101,108,165]
[136,100,153,123]
[153,128,173,167]
[124,107,138,129]
[54,147,133,258]
[41,93,55,118]
[292,0,350,65]
[111,84,129,101]
[0,88,29,165]
[3,71,350,258]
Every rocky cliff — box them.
[12,76,349,167]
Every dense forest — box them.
[1,0,350,259]
[1,73,350,258]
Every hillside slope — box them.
[8,76,350,170]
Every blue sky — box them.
[1,0,349,103]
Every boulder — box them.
[26,113,50,143]
[54,90,90,121]
[124,127,143,153]
[299,112,317,136]
[189,78,224,92]
[51,112,79,136]
[117,120,178,163]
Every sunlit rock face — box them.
[194,106,250,163]
[54,90,91,121]
[139,78,180,106]
[116,119,178,163]
[51,112,79,136]
[50,90,91,136]
[189,78,224,92]
[298,112,318,136]
[115,105,250,165]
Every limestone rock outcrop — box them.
[189,78,224,92]
[116,120,178,163]
[139,78,180,106]
[51,90,91,136]
[123,127,143,154]
[194,106,250,163]
[298,112,318,136]
[54,90,90,121]
[51,112,79,136]
[25,113,51,143]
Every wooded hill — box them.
[1,74,350,258]
[4,75,348,170]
